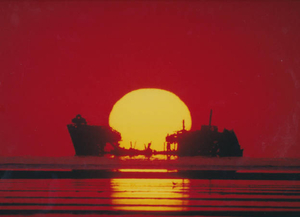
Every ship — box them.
[67,114,153,156]
[165,110,243,157]
[67,111,243,157]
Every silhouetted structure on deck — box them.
[67,114,121,156]
[166,110,243,157]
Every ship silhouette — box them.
[67,111,243,157]
[67,114,152,156]
[166,110,243,157]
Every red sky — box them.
[1,1,299,157]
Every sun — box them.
[108,88,192,151]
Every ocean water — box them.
[0,157,300,216]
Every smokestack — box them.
[209,109,212,127]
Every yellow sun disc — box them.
[109,88,192,151]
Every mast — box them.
[209,109,212,127]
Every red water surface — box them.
[0,177,300,215]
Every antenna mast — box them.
[209,109,212,127]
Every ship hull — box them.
[67,124,121,156]
[67,125,103,156]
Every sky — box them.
[1,1,299,157]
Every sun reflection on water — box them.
[118,154,178,161]
[117,169,178,173]
[110,178,190,211]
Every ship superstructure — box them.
[166,110,243,157]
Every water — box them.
[0,157,300,216]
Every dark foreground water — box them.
[0,157,300,216]
[0,171,300,216]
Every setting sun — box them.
[109,88,192,151]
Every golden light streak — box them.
[110,178,190,211]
